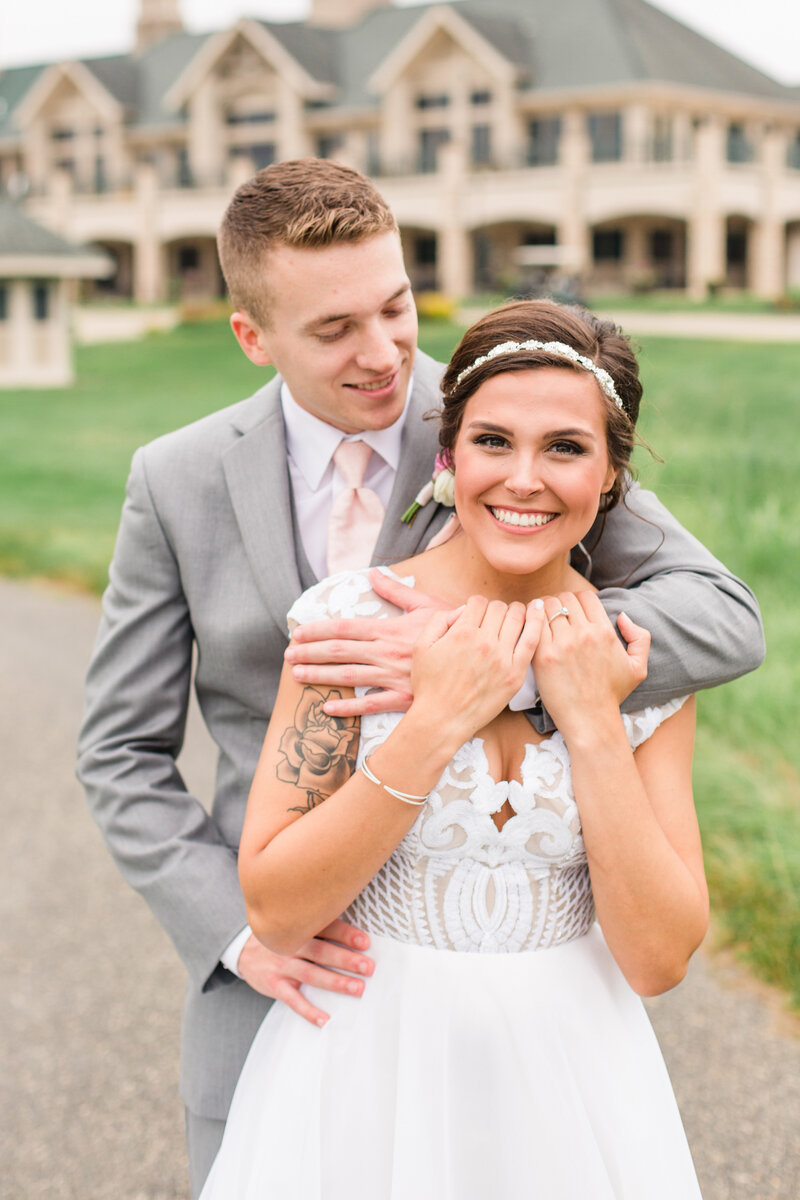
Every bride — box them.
[200,300,708,1198]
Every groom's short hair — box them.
[218,158,398,328]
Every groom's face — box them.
[231,232,418,435]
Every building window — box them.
[726,230,747,267]
[55,158,75,178]
[527,117,561,166]
[366,131,381,176]
[418,128,450,174]
[650,229,674,263]
[471,90,492,106]
[249,143,276,171]
[176,147,193,187]
[415,235,437,267]
[178,246,199,273]
[32,283,50,321]
[471,124,491,167]
[94,156,107,193]
[316,134,344,160]
[0,285,7,321]
[415,93,450,110]
[788,132,800,170]
[588,112,623,162]
[650,115,673,162]
[593,229,625,261]
[51,127,74,141]
[726,124,754,164]
[225,109,276,125]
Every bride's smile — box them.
[449,367,617,597]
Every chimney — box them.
[136,0,184,53]
[308,0,391,30]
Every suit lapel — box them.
[373,351,448,564]
[222,378,303,634]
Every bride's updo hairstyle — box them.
[440,300,642,512]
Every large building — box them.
[2,0,799,304]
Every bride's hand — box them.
[409,596,545,744]
[533,592,650,737]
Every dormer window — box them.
[416,94,450,110]
[226,109,276,125]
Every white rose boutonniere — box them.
[401,452,455,525]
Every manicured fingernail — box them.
[533,598,544,610]
[357,959,371,974]
[353,934,369,949]
[292,667,306,681]
[347,979,362,995]
[316,1016,328,1027]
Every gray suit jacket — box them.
[77,349,764,1119]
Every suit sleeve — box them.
[528,481,765,733]
[76,448,248,993]
[588,480,764,699]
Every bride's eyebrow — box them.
[465,421,512,435]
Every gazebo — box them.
[0,200,111,387]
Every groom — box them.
[77,158,764,1197]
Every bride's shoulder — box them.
[287,566,415,634]
[621,695,693,751]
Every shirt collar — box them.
[280,379,411,491]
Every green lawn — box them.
[1,318,797,1002]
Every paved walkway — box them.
[604,310,800,342]
[457,306,800,343]
[2,577,799,1199]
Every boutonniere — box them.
[401,452,455,525]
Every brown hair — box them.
[217,158,398,329]
[440,300,642,512]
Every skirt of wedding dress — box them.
[200,924,701,1199]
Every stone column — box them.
[133,163,165,303]
[687,115,725,298]
[188,77,224,187]
[437,141,471,297]
[557,109,591,277]
[751,126,787,298]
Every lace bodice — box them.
[288,569,687,955]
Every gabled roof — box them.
[368,4,524,94]
[13,59,127,129]
[0,200,112,277]
[477,0,790,98]
[0,0,796,143]
[164,18,335,111]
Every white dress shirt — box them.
[280,381,409,580]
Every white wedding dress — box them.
[200,569,702,1199]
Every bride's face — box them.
[451,367,616,578]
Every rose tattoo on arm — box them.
[276,688,360,815]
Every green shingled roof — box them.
[0,198,111,270]
[0,0,795,140]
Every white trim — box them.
[164,18,335,112]
[368,5,519,96]
[14,60,124,128]
[0,252,112,279]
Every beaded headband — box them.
[452,340,625,412]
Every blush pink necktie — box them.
[326,440,385,574]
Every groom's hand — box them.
[285,569,451,717]
[237,918,374,1027]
